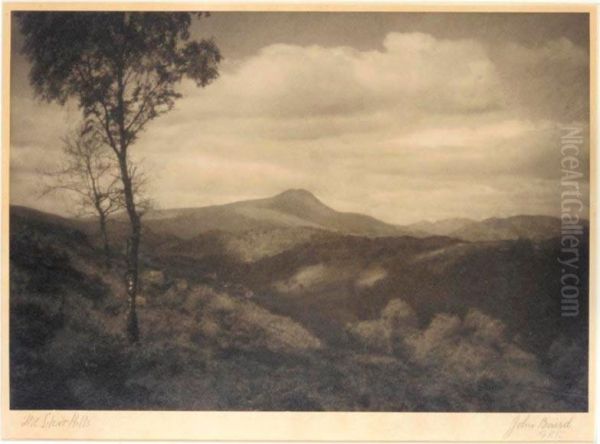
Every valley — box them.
[9,190,589,411]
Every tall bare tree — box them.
[42,126,123,267]
[18,12,221,342]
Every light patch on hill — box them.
[355,267,388,288]
[233,205,322,229]
[223,227,322,262]
[413,243,475,274]
[273,263,341,293]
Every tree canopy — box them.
[18,12,221,152]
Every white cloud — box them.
[391,119,551,149]
[173,31,503,122]
[10,32,589,223]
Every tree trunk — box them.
[117,153,141,344]
[98,212,111,269]
[115,46,141,344]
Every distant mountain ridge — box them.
[14,189,572,243]
[406,215,570,242]
[137,189,567,242]
[450,215,566,242]
[139,189,416,239]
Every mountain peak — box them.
[273,189,322,203]
[265,188,337,221]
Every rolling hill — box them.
[109,190,570,244]
[9,203,589,411]
[405,215,572,241]
[405,217,475,237]
[136,189,417,239]
[448,215,566,242]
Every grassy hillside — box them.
[10,205,588,411]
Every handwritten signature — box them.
[503,414,574,440]
[21,413,90,429]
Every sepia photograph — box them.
[1,3,595,441]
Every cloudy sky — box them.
[10,12,590,224]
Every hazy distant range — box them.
[127,189,565,243]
